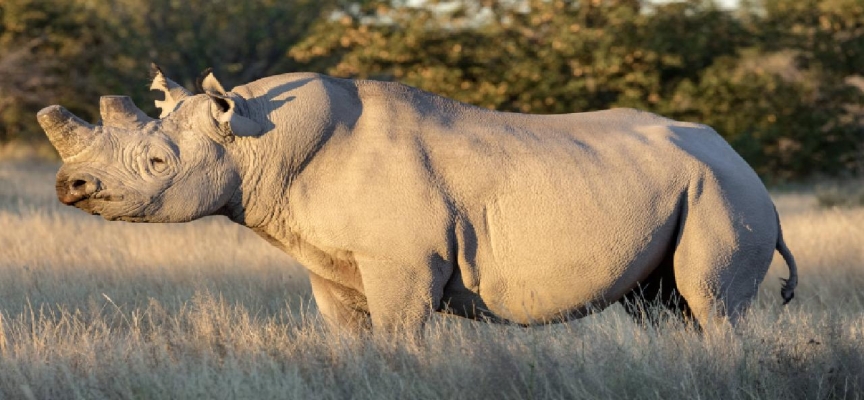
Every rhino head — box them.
[37,65,262,222]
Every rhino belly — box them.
[472,188,681,325]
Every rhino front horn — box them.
[100,95,154,128]
[36,105,97,160]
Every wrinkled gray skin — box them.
[38,68,799,334]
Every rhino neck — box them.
[218,117,323,232]
[218,75,362,234]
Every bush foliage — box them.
[1,0,863,180]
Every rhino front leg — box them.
[358,257,450,335]
[308,271,371,333]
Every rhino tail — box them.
[775,207,798,305]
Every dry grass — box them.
[0,160,862,399]
[0,141,58,163]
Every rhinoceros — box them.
[37,65,798,333]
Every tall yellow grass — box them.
[1,161,862,399]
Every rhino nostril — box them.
[57,172,102,205]
[67,174,100,195]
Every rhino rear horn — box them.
[100,96,154,128]
[36,106,97,160]
[150,63,192,118]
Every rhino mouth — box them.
[80,192,126,205]
[69,191,147,221]
[67,191,124,209]
[92,191,125,201]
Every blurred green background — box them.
[1,0,862,181]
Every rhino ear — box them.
[150,63,192,118]
[198,67,227,95]
[198,69,262,142]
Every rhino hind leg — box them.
[619,245,693,326]
[670,197,776,329]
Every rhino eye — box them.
[149,156,168,173]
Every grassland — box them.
[0,160,862,399]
